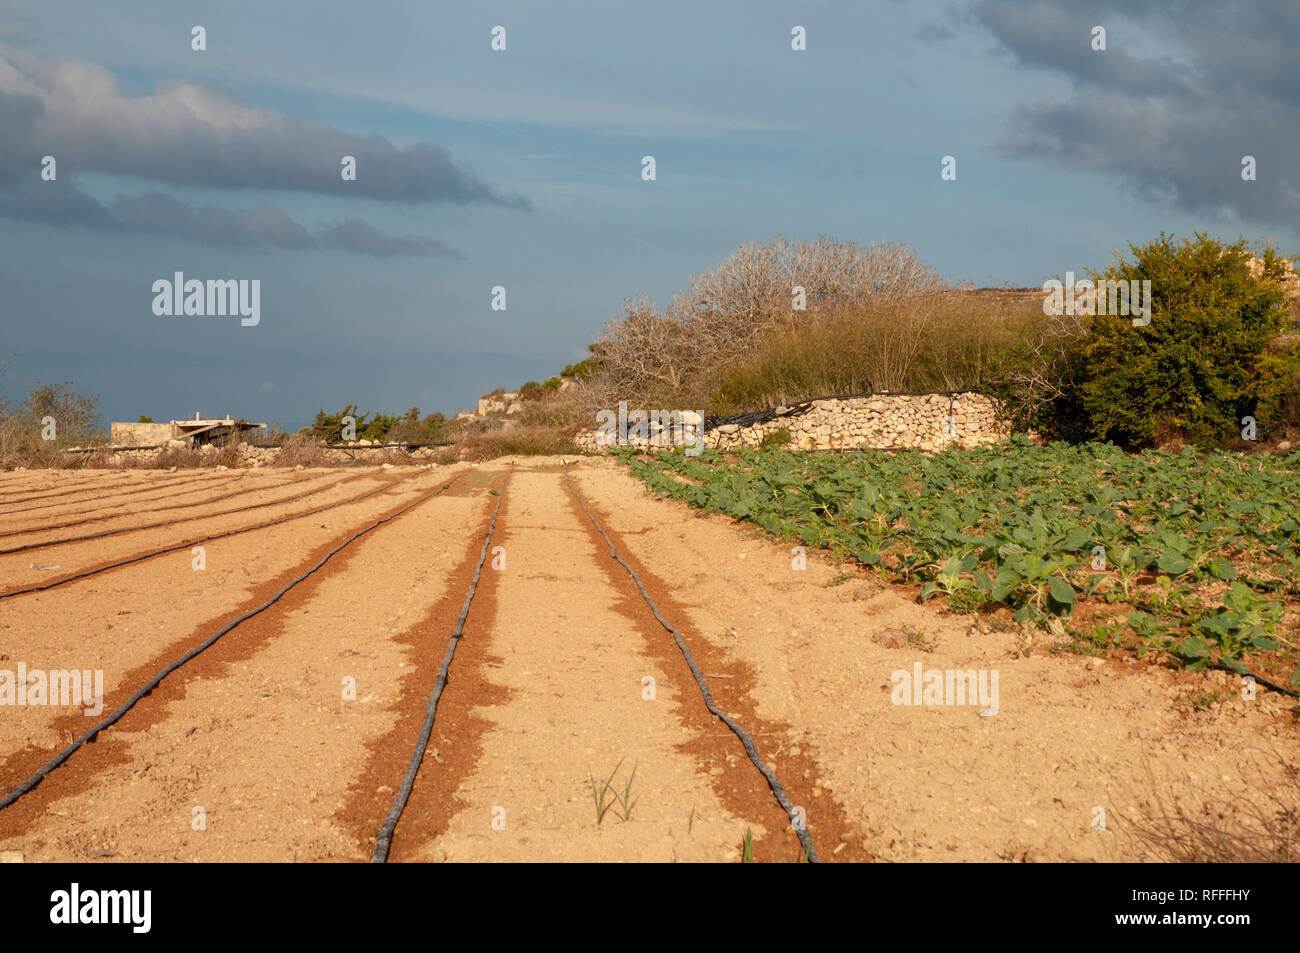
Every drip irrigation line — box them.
[561,461,821,863]
[0,473,467,815]
[0,473,416,601]
[0,471,301,539]
[0,474,142,504]
[0,472,367,552]
[0,472,262,533]
[372,466,513,863]
[1227,664,1300,699]
[0,473,218,513]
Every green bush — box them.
[304,404,375,442]
[388,407,447,444]
[1076,233,1294,449]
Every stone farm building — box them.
[110,414,267,447]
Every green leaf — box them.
[991,568,1021,602]
[1208,558,1236,582]
[1061,527,1093,550]
[1012,603,1040,623]
[919,581,940,603]
[1048,576,1076,605]
[1156,550,1191,575]
[1175,636,1211,658]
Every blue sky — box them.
[2,0,1297,430]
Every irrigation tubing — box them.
[0,472,416,600]
[561,461,822,863]
[1230,665,1300,699]
[372,465,513,863]
[0,472,368,552]
[0,471,299,538]
[0,472,466,815]
[0,472,265,535]
[0,471,303,536]
[0,473,219,514]
[0,473,142,504]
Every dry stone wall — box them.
[573,392,1009,453]
[75,441,448,468]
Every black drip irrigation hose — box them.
[1226,665,1300,699]
[561,461,822,863]
[0,472,368,553]
[0,472,467,815]
[0,473,216,513]
[0,471,297,539]
[0,473,407,601]
[0,474,142,504]
[372,465,513,863]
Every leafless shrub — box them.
[271,433,329,468]
[587,236,949,411]
[456,425,578,461]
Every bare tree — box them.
[590,236,949,408]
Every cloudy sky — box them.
[2,0,1297,429]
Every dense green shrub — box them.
[1076,233,1294,449]
[387,407,447,444]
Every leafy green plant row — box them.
[618,439,1300,682]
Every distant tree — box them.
[22,381,101,445]
[138,414,154,423]
[388,409,447,444]
[588,236,945,408]
[361,413,398,442]
[305,404,369,442]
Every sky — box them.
[2,0,1298,431]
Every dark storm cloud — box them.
[973,0,1300,227]
[0,181,463,257]
[0,44,529,208]
[0,45,488,255]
